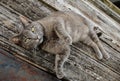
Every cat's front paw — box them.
[56,71,65,79]
[64,36,72,45]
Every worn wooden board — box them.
[0,0,56,20]
[0,48,61,81]
[88,0,120,23]
[0,0,120,81]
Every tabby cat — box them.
[10,11,110,79]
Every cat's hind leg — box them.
[55,45,70,79]
[90,30,110,59]
[83,36,103,59]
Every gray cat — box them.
[10,11,110,79]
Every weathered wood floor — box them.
[0,0,120,81]
[0,48,61,81]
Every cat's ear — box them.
[10,35,21,45]
[19,15,31,26]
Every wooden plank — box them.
[0,0,55,20]
[70,47,120,81]
[0,49,60,81]
[88,0,120,23]
[0,0,120,81]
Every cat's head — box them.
[10,16,44,50]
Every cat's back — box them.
[49,11,85,22]
[49,11,89,42]
[39,11,89,42]
[41,11,87,29]
[40,11,85,22]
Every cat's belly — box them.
[69,26,89,43]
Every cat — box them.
[10,11,110,79]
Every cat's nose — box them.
[34,36,39,40]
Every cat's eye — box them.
[25,38,30,43]
[31,27,35,33]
